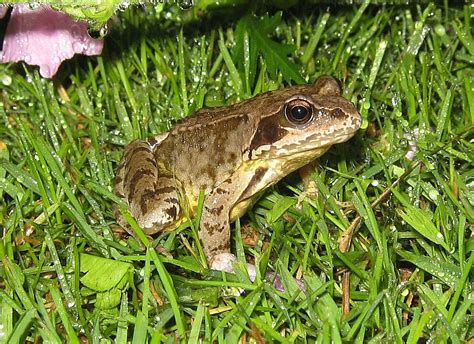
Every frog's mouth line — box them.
[248,122,360,160]
[270,128,359,157]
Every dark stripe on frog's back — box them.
[155,113,256,190]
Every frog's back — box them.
[155,109,256,197]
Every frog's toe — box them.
[210,253,236,273]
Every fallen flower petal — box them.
[0,5,104,78]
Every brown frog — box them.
[114,76,361,271]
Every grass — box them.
[0,1,473,342]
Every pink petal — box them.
[1,5,104,78]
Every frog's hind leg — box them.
[118,140,181,234]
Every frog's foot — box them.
[336,200,355,209]
[295,188,318,210]
[295,184,355,213]
[295,162,320,209]
[210,253,257,282]
[296,162,354,211]
[210,253,237,273]
[210,253,305,293]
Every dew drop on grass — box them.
[1,74,12,86]
[99,24,109,38]
[391,95,400,107]
[428,189,439,201]
[118,1,130,11]
[434,24,446,37]
[363,99,370,110]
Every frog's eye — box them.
[284,99,313,126]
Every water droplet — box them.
[434,24,446,36]
[428,190,439,201]
[67,301,76,308]
[179,0,194,10]
[1,74,12,86]
[28,2,41,10]
[118,1,130,11]
[99,24,109,38]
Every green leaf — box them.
[188,302,206,344]
[0,142,9,199]
[95,289,122,309]
[80,254,132,292]
[49,286,80,344]
[132,311,149,344]
[266,196,296,224]
[234,13,305,86]
[397,205,449,251]
[7,309,36,344]
[397,250,461,289]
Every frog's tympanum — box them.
[115,76,361,272]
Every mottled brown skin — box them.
[114,76,361,269]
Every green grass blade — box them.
[49,286,80,344]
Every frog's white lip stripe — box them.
[249,129,358,160]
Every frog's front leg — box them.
[198,176,252,272]
[199,183,234,270]
[198,173,305,292]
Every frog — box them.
[114,76,361,272]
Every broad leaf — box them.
[234,12,305,88]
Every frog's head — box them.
[246,76,361,170]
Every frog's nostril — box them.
[331,108,346,118]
